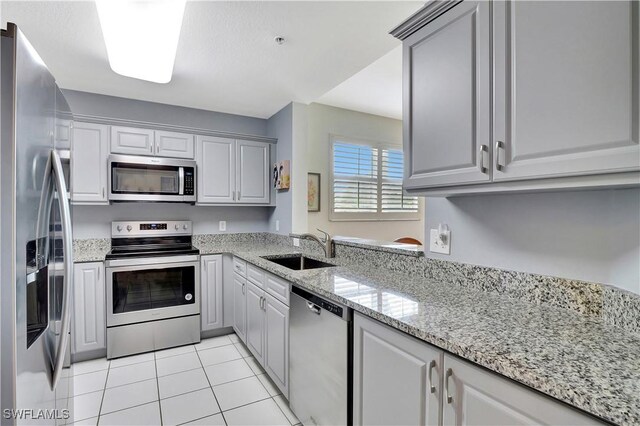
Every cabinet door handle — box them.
[97,266,101,281]
[445,368,453,404]
[102,187,105,198]
[479,145,488,174]
[233,191,235,201]
[428,360,437,394]
[242,282,245,295]
[150,144,153,153]
[495,141,505,172]
[237,191,241,200]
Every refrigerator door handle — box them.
[36,153,54,261]
[50,150,73,390]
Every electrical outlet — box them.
[219,221,227,232]
[276,220,280,232]
[429,227,451,254]
[292,238,300,247]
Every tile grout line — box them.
[95,361,111,425]
[194,344,229,426]
[271,396,295,426]
[154,350,164,425]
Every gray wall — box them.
[425,188,640,294]
[73,204,271,239]
[63,89,268,137]
[66,89,273,238]
[267,103,293,234]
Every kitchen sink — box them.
[262,254,336,271]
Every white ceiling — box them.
[1,1,422,119]
[316,45,402,119]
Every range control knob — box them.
[175,224,180,230]
[126,225,132,232]
[116,225,123,232]
[183,224,188,230]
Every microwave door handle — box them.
[179,167,184,195]
[50,150,73,391]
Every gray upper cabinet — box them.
[236,140,270,204]
[196,136,271,205]
[71,121,109,204]
[196,136,236,204]
[493,0,640,182]
[111,126,195,159]
[393,0,640,195]
[154,130,195,159]
[110,126,155,156]
[403,1,491,189]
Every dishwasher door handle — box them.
[306,301,321,315]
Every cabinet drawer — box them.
[247,264,265,288]
[265,272,290,306]
[233,257,246,277]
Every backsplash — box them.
[297,236,640,335]
[72,232,640,334]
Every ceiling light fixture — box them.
[95,0,186,84]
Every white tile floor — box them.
[71,334,301,426]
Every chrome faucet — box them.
[291,229,335,258]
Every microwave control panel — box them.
[184,168,195,196]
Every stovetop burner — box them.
[107,220,199,260]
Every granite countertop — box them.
[74,239,639,424]
[230,248,639,426]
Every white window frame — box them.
[329,134,421,222]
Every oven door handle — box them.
[50,150,73,391]
[105,255,200,269]
[179,167,184,195]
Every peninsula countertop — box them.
[75,239,639,425]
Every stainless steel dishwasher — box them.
[289,285,352,426]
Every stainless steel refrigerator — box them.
[0,23,74,425]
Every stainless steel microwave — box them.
[108,154,196,203]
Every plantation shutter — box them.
[332,142,378,213]
[381,148,419,213]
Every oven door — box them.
[106,255,200,327]
[108,154,196,203]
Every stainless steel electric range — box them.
[105,220,201,359]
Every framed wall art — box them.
[307,172,320,212]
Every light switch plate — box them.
[429,228,451,254]
[292,238,300,247]
[275,220,280,232]
[219,221,227,232]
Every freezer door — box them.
[0,24,73,425]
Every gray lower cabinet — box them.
[354,312,603,426]
[201,255,223,332]
[72,262,106,356]
[246,281,266,364]
[442,355,602,425]
[353,313,442,426]
[394,0,639,194]
[232,271,247,342]
[235,259,290,397]
[71,121,109,204]
[264,293,289,396]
